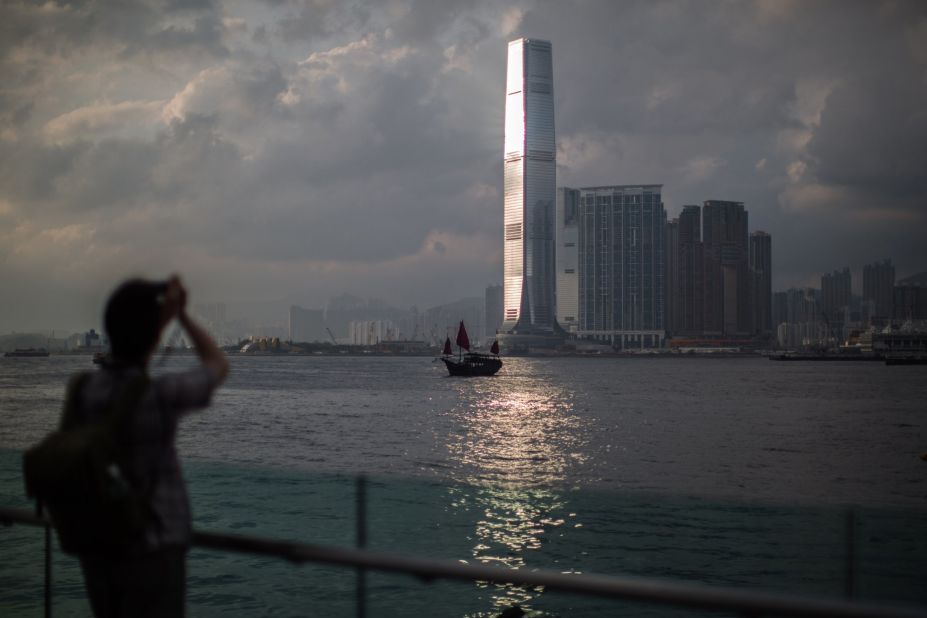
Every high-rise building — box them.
[863,259,895,319]
[555,187,580,332]
[894,273,927,322]
[502,38,556,334]
[676,206,703,336]
[821,268,851,323]
[664,218,679,336]
[772,290,788,330]
[349,320,395,346]
[576,185,665,349]
[702,200,750,336]
[750,231,772,334]
[484,284,504,338]
[775,287,824,348]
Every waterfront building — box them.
[664,218,679,336]
[576,185,665,349]
[484,284,503,338]
[289,305,325,343]
[676,206,704,336]
[502,38,556,334]
[750,231,772,335]
[555,187,580,333]
[349,320,396,346]
[702,200,750,336]
[893,285,927,322]
[863,259,895,320]
[821,268,851,326]
[776,287,824,348]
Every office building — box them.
[893,282,927,321]
[863,259,895,320]
[750,231,772,334]
[664,218,679,336]
[821,268,851,324]
[702,200,750,336]
[502,38,556,334]
[776,287,824,348]
[555,187,580,332]
[576,185,665,349]
[676,206,704,336]
[349,320,395,346]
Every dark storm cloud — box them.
[1,0,926,330]
[0,0,227,59]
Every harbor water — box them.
[1,355,925,616]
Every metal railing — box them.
[2,503,925,618]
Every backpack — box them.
[23,371,160,556]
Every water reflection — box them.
[444,359,589,615]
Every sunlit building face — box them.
[503,38,556,334]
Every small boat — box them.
[885,355,927,366]
[4,348,50,358]
[440,321,502,377]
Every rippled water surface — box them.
[1,354,925,616]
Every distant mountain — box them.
[898,272,927,287]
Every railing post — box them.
[845,507,855,599]
[356,475,367,618]
[38,502,52,618]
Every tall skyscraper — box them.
[702,200,750,336]
[664,218,679,336]
[576,185,665,349]
[863,259,895,319]
[502,38,556,334]
[555,187,580,332]
[677,205,703,336]
[750,231,772,334]
[821,268,851,323]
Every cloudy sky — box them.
[1,0,926,331]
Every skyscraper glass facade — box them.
[503,38,556,333]
[750,231,772,334]
[702,200,750,336]
[555,187,580,332]
[576,185,665,349]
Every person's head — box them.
[104,279,167,364]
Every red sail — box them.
[442,337,452,356]
[456,321,470,351]
[490,340,499,355]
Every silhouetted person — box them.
[64,275,229,617]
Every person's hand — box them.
[163,274,188,321]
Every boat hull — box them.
[4,349,50,358]
[441,355,502,377]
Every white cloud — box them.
[43,101,165,143]
[680,156,727,183]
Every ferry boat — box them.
[440,322,502,377]
[4,348,50,358]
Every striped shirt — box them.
[64,363,220,551]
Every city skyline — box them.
[1,1,925,332]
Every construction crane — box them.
[325,327,338,345]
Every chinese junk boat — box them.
[440,321,502,377]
